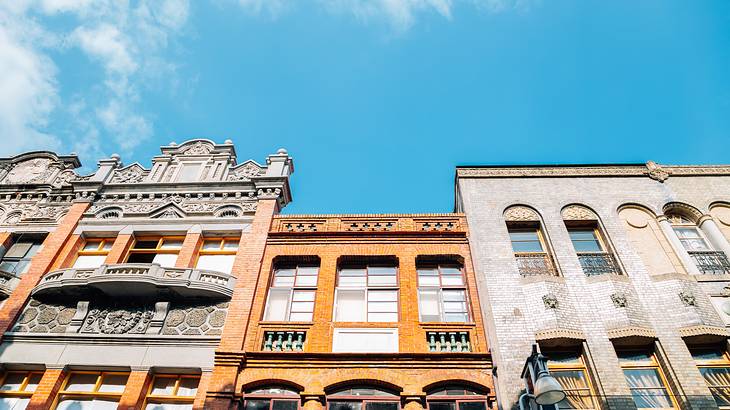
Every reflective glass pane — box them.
[368,312,398,322]
[289,312,313,321]
[5,243,32,258]
[0,396,30,409]
[275,269,296,277]
[335,290,366,321]
[264,289,291,321]
[0,373,24,391]
[72,255,106,269]
[440,276,464,286]
[368,275,397,286]
[329,402,361,410]
[418,276,440,286]
[624,369,664,389]
[511,241,544,253]
[160,239,183,249]
[102,241,114,250]
[25,373,42,393]
[272,400,299,410]
[292,291,315,302]
[83,241,102,251]
[338,276,367,287]
[177,377,199,396]
[146,403,193,410]
[295,275,318,287]
[369,266,396,276]
[443,302,467,313]
[98,374,128,393]
[444,313,468,322]
[339,269,366,276]
[630,389,673,409]
[196,254,234,274]
[368,301,397,313]
[202,240,221,250]
[368,291,397,302]
[419,290,440,320]
[65,373,99,392]
[134,240,159,249]
[458,402,486,410]
[418,268,438,276]
[152,253,178,268]
[273,276,295,287]
[428,402,455,410]
[440,266,462,276]
[290,302,315,313]
[222,241,239,250]
[150,377,176,395]
[57,398,119,409]
[571,240,602,253]
[442,290,466,302]
[568,231,598,241]
[298,266,319,276]
[245,399,271,410]
[509,231,540,241]
[367,402,399,410]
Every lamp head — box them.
[533,374,567,406]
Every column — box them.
[117,368,151,410]
[699,216,730,258]
[176,225,203,268]
[0,201,90,334]
[104,228,136,264]
[657,216,701,275]
[27,367,66,410]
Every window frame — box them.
[193,237,239,273]
[327,387,400,410]
[617,349,677,410]
[0,234,45,276]
[70,238,115,268]
[668,215,712,252]
[508,226,548,254]
[333,263,400,323]
[0,370,43,400]
[567,226,607,254]
[243,386,301,410]
[544,351,597,410]
[690,346,730,408]
[263,262,320,322]
[416,263,471,323]
[125,236,185,264]
[54,371,129,409]
[144,373,200,408]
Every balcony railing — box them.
[578,252,621,276]
[33,264,236,298]
[689,251,730,275]
[262,331,306,352]
[427,331,471,352]
[515,253,558,277]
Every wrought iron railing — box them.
[689,251,730,275]
[427,331,471,352]
[262,331,306,352]
[577,252,621,276]
[515,253,558,276]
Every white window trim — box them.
[332,328,398,353]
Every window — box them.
[334,259,398,322]
[332,328,398,353]
[508,225,558,277]
[72,239,114,269]
[509,229,545,253]
[327,386,399,410]
[427,386,489,410]
[568,229,604,253]
[0,370,43,409]
[126,237,184,267]
[244,386,299,410]
[417,262,469,322]
[145,374,200,410]
[567,226,620,276]
[0,234,45,277]
[55,371,128,409]
[616,349,675,409]
[668,215,711,252]
[264,261,319,322]
[175,163,203,182]
[545,351,595,409]
[690,346,730,408]
[195,238,238,274]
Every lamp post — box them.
[519,345,566,410]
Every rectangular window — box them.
[195,237,239,274]
[334,262,398,323]
[568,229,604,253]
[0,234,45,277]
[673,227,711,252]
[55,371,128,409]
[72,238,114,269]
[126,237,184,267]
[0,370,43,409]
[145,374,200,410]
[332,328,398,353]
[509,229,545,253]
[417,264,469,322]
[690,346,730,408]
[263,263,319,322]
[617,349,675,409]
[545,351,595,409]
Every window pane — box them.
[441,276,464,286]
[419,289,440,321]
[444,313,468,322]
[368,291,397,302]
[699,367,730,389]
[273,276,295,287]
[65,373,99,392]
[196,254,234,274]
[674,227,701,239]
[101,241,114,250]
[368,312,398,322]
[339,268,366,276]
[295,275,318,287]
[275,269,296,277]
[177,377,199,396]
[367,403,399,410]
[222,241,239,250]
[368,274,397,286]
[680,238,709,251]
[160,240,183,249]
[511,241,544,253]
[510,231,540,241]
[571,240,602,253]
[624,369,665,389]
[418,276,440,286]
[289,312,313,321]
[629,389,673,409]
[202,240,221,250]
[152,253,178,268]
[369,266,396,275]
[617,351,654,363]
[0,397,30,409]
[443,302,467,313]
[134,240,159,249]
[273,400,299,410]
[57,398,119,410]
[0,261,18,274]
[98,374,128,393]
[443,290,466,302]
[5,243,32,258]
[25,244,42,259]
[297,266,319,276]
[16,260,31,275]
[83,241,102,251]
[418,268,438,276]
[368,302,397,313]
[264,289,291,321]
[458,403,486,410]
[428,403,455,410]
[127,253,156,264]
[335,290,366,322]
[440,266,462,276]
[338,276,367,287]
[0,373,25,391]
[568,231,598,241]
[290,302,315,313]
[246,399,272,410]
[292,291,315,302]
[25,373,42,393]
[72,255,107,269]
[146,403,194,410]
[329,402,362,410]
[151,376,177,395]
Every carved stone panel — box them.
[3,159,57,184]
[561,205,598,221]
[504,206,540,222]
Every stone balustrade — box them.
[427,331,472,352]
[262,330,306,352]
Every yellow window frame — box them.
[144,374,200,406]
[692,347,730,407]
[126,236,186,258]
[54,371,129,409]
[0,370,43,397]
[546,352,596,409]
[197,237,239,256]
[508,226,549,255]
[567,225,609,254]
[618,350,678,409]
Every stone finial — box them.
[542,294,559,309]
[277,148,288,155]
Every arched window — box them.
[562,205,621,276]
[244,386,300,410]
[503,206,558,277]
[426,386,489,410]
[327,386,399,410]
[665,203,730,275]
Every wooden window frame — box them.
[244,388,301,410]
[334,262,400,323]
[194,237,240,268]
[0,370,43,399]
[0,234,46,276]
[327,389,400,410]
[426,397,489,410]
[545,351,597,410]
[617,349,677,410]
[416,263,471,323]
[70,238,115,266]
[125,236,185,261]
[144,374,200,408]
[508,226,548,254]
[691,346,730,408]
[567,226,608,254]
[263,262,320,322]
[53,371,129,409]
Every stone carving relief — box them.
[228,162,264,181]
[2,159,58,185]
[504,206,540,222]
[663,202,703,223]
[645,161,671,182]
[183,141,214,155]
[52,170,78,187]
[542,294,559,309]
[561,205,598,221]
[87,194,257,219]
[0,201,70,226]
[110,164,147,183]
[611,293,628,308]
[679,291,697,307]
[13,299,228,336]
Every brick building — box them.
[0,139,494,409]
[456,163,730,410]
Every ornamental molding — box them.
[227,161,264,182]
[86,197,256,219]
[678,325,730,338]
[182,141,215,155]
[110,163,148,184]
[0,200,72,226]
[542,294,559,309]
[663,202,704,222]
[504,206,540,222]
[606,326,656,340]
[561,205,597,221]
[457,161,730,181]
[0,157,82,187]
[534,328,585,341]
[679,291,697,307]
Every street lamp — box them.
[519,345,566,410]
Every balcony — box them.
[262,330,306,352]
[32,264,236,299]
[578,252,621,276]
[427,331,471,352]
[689,251,730,275]
[515,253,558,277]
[0,270,21,298]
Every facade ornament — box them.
[3,159,55,184]
[228,162,264,181]
[679,291,697,307]
[504,206,540,222]
[722,285,730,297]
[183,141,214,155]
[561,205,598,221]
[645,161,671,182]
[155,208,183,219]
[52,169,77,187]
[611,293,628,308]
[662,202,703,223]
[110,165,147,183]
[542,294,559,309]
[257,188,282,199]
[81,307,154,334]
[3,212,22,225]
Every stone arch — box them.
[95,206,123,220]
[662,202,703,224]
[422,379,491,395]
[324,379,403,395]
[214,205,243,218]
[241,379,304,393]
[561,204,598,221]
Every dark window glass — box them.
[429,403,456,410]
[127,253,156,263]
[458,403,486,410]
[329,402,363,410]
[366,403,398,410]
[134,240,159,249]
[247,400,273,410]
[273,400,299,410]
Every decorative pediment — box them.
[150,203,186,219]
[0,152,80,186]
[182,141,214,156]
[228,160,265,182]
[110,163,148,184]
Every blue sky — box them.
[1,1,729,214]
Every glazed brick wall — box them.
[0,201,89,335]
[457,174,730,410]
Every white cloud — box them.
[72,24,138,75]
